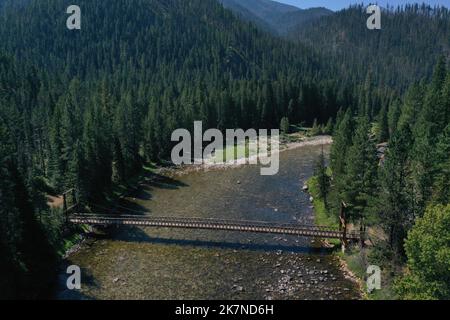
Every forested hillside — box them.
[0,0,349,191]
[218,0,276,33]
[293,4,450,90]
[220,0,332,35]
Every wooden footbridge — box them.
[63,189,363,243]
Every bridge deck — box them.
[69,214,360,240]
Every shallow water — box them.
[57,144,361,300]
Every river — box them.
[57,143,361,300]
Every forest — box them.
[321,58,449,299]
[0,0,448,299]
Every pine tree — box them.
[342,116,378,222]
[143,105,157,162]
[323,118,334,135]
[310,118,322,136]
[315,148,331,206]
[280,117,290,135]
[378,124,414,254]
[113,136,126,183]
[417,57,447,138]
[397,84,424,130]
[66,140,86,204]
[377,103,389,142]
[114,93,141,178]
[330,109,353,179]
[432,124,450,204]
[82,88,113,201]
[387,99,401,136]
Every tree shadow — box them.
[125,173,189,202]
[92,173,189,215]
[143,173,188,190]
[116,198,151,215]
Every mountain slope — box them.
[0,0,320,81]
[291,4,450,90]
[0,0,345,188]
[217,0,276,33]
[219,0,332,35]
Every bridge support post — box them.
[62,188,77,224]
[340,201,348,254]
[72,189,78,212]
[359,221,366,249]
[63,192,68,223]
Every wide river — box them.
[57,143,361,300]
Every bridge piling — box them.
[339,201,348,253]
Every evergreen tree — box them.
[280,117,290,135]
[330,109,353,179]
[323,118,334,135]
[315,148,331,206]
[378,124,414,254]
[377,103,389,142]
[432,124,450,204]
[310,118,322,136]
[341,116,378,222]
[397,84,425,131]
[387,99,401,136]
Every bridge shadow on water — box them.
[110,226,335,256]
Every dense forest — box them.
[317,58,449,299]
[293,4,450,90]
[0,0,448,299]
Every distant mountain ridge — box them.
[290,4,450,89]
[219,0,333,35]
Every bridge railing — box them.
[71,213,342,231]
[68,213,362,240]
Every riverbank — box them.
[158,134,333,176]
[305,176,368,297]
[305,174,399,299]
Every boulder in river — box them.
[233,285,244,292]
